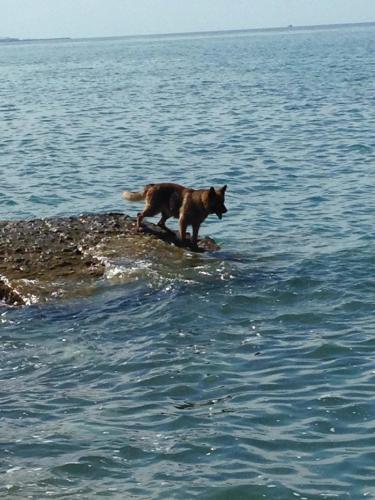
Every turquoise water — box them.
[1,26,375,499]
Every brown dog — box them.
[123,183,227,248]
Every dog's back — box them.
[123,183,187,215]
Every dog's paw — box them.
[191,245,204,253]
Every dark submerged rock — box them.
[0,213,220,306]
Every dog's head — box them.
[209,185,227,219]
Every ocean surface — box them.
[1,25,375,499]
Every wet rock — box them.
[0,278,25,306]
[0,213,220,306]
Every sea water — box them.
[1,26,375,499]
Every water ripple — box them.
[1,27,375,499]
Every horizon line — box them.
[1,20,375,43]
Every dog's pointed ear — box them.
[209,186,216,198]
[221,185,227,193]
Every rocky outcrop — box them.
[0,213,220,306]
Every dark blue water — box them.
[1,26,375,499]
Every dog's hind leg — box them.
[137,205,159,231]
[157,213,173,232]
[136,212,144,231]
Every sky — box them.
[1,0,375,39]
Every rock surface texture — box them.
[0,213,219,306]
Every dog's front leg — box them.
[191,223,201,249]
[179,217,187,243]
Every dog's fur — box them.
[123,182,227,248]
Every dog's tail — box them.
[122,190,145,202]
[123,184,154,202]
